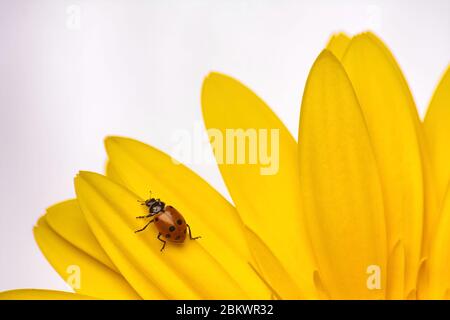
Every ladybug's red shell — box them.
[154,206,187,243]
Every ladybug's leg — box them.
[157,233,166,252]
[134,219,154,233]
[135,214,152,219]
[186,224,201,240]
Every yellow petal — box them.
[326,32,351,60]
[428,184,450,299]
[0,289,94,300]
[298,50,387,299]
[75,171,269,299]
[407,290,417,300]
[45,199,117,271]
[416,258,429,300]
[424,66,450,205]
[245,227,304,299]
[363,35,438,249]
[313,271,331,300]
[106,160,124,185]
[34,216,140,299]
[342,32,436,294]
[386,241,405,300]
[201,72,317,298]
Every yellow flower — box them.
[1,31,449,300]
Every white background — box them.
[0,0,449,292]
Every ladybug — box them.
[135,197,200,251]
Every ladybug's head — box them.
[145,198,165,215]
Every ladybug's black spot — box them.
[165,233,171,239]
[169,226,176,232]
[154,217,159,222]
[175,235,181,240]
[184,229,187,234]
[177,219,183,225]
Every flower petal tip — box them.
[104,135,118,147]
[312,50,343,72]
[327,32,351,43]
[331,31,350,37]
[77,171,97,178]
[202,71,240,94]
[104,136,133,155]
[203,71,228,82]
[74,171,102,189]
[318,49,338,60]
[34,215,46,229]
[104,135,128,148]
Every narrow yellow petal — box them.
[106,160,124,185]
[342,32,436,295]
[386,241,405,300]
[75,171,269,299]
[104,138,270,299]
[298,50,387,299]
[313,271,331,300]
[428,184,450,299]
[326,32,351,60]
[416,258,429,300]
[45,199,117,271]
[245,227,304,299]
[0,289,94,300]
[34,216,141,299]
[424,66,450,205]
[201,72,317,298]
[407,290,417,300]
[364,34,438,252]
